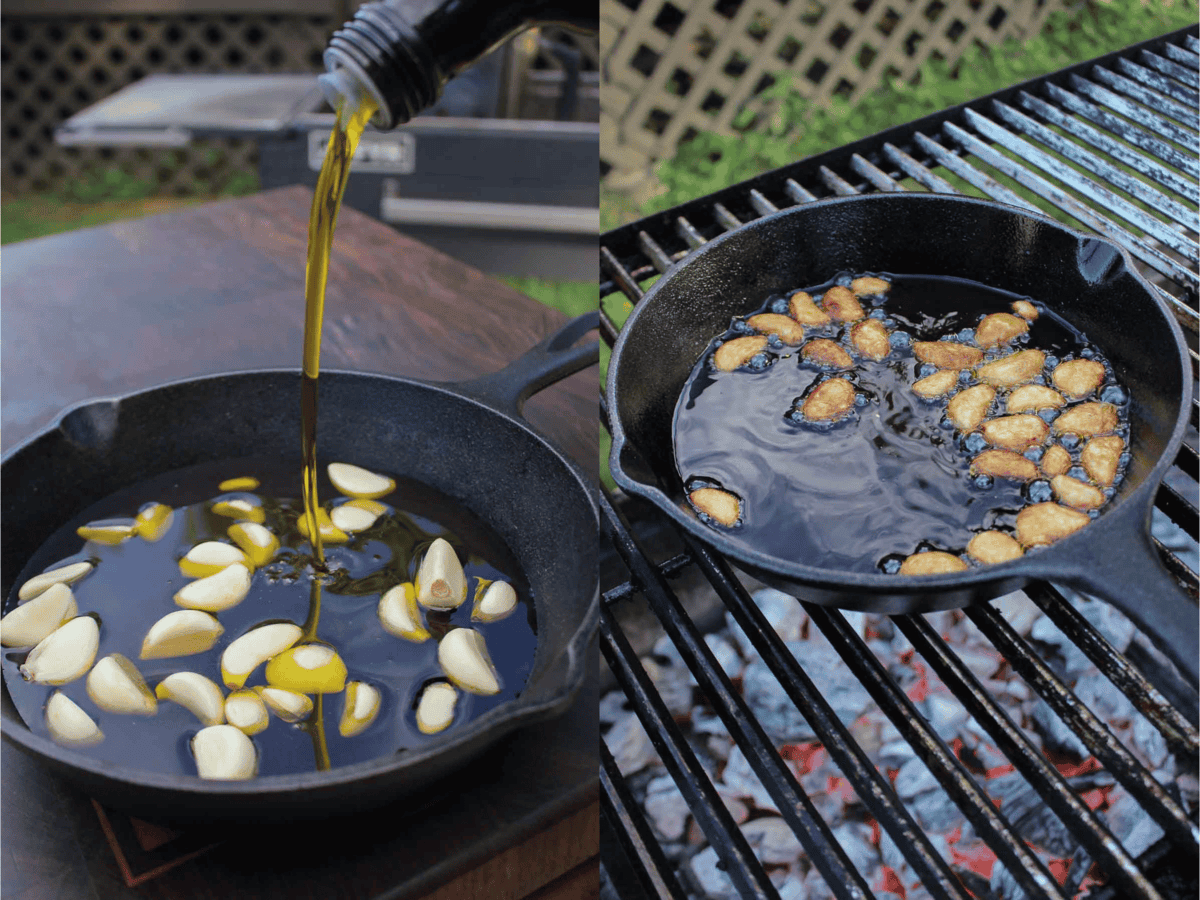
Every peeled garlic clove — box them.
[211,495,266,524]
[472,581,517,623]
[338,681,381,737]
[898,552,968,575]
[378,582,431,642]
[265,644,347,694]
[330,502,382,533]
[228,522,279,568]
[141,609,224,659]
[328,462,396,500]
[179,541,251,578]
[18,560,93,602]
[192,724,257,780]
[1,583,77,647]
[438,627,501,695]
[45,691,104,748]
[87,653,157,715]
[416,681,457,734]
[77,519,137,546]
[256,686,313,723]
[134,502,175,542]
[220,623,303,689]
[417,538,467,610]
[225,689,270,735]
[296,508,350,544]
[21,616,99,685]
[156,672,225,725]
[174,563,252,612]
[219,476,260,491]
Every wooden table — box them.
[0,186,598,900]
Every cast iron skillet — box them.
[1,312,599,825]
[606,194,1198,683]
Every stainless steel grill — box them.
[599,26,1198,900]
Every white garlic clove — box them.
[295,508,350,544]
[338,681,381,737]
[330,501,384,534]
[210,495,265,524]
[179,541,252,578]
[227,522,279,568]
[191,724,257,780]
[173,563,252,612]
[21,616,100,685]
[156,672,226,725]
[77,519,137,546]
[134,502,175,542]
[378,582,431,642]
[140,609,224,659]
[220,623,303,689]
[416,538,467,610]
[327,462,396,499]
[437,628,501,696]
[264,644,347,694]
[86,653,157,715]
[219,476,260,492]
[225,689,270,735]
[471,580,517,624]
[416,682,458,734]
[18,561,93,602]
[255,686,313,723]
[45,691,104,748]
[1,583,78,647]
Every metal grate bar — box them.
[685,538,974,900]
[991,99,1199,230]
[1163,42,1200,68]
[1017,90,1198,201]
[749,189,779,216]
[601,245,646,301]
[1159,482,1200,541]
[1177,441,1199,482]
[849,154,904,192]
[676,216,708,250]
[1152,537,1200,592]
[1045,82,1200,177]
[599,602,779,898]
[1090,65,1198,128]
[942,121,1200,292]
[1139,49,1200,88]
[819,165,860,196]
[910,131,1038,209]
[604,498,876,900]
[895,614,1165,900]
[638,232,675,273]
[602,553,693,606]
[601,740,690,900]
[784,178,819,205]
[963,108,1200,259]
[805,605,1071,900]
[1116,57,1200,106]
[881,142,961,194]
[1070,75,1199,151]
[963,603,1200,854]
[1023,583,1200,756]
[713,203,743,231]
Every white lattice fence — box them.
[601,0,1063,185]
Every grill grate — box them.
[599,25,1198,900]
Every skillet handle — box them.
[452,312,599,419]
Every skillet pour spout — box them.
[605,193,1197,684]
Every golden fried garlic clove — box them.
[220,623,303,689]
[913,342,983,370]
[1007,385,1065,414]
[1050,475,1106,511]
[211,496,266,524]
[416,681,458,734]
[975,313,1028,348]
[327,462,396,499]
[21,616,100,685]
[713,335,769,372]
[970,449,1039,481]
[378,582,432,642]
[438,628,501,696]
[265,644,347,694]
[803,377,856,422]
[179,541,251,578]
[1052,359,1106,399]
[227,522,280,568]
[850,319,890,361]
[898,552,968,575]
[156,672,226,725]
[1011,300,1039,321]
[966,532,1023,565]
[912,370,959,399]
[1081,435,1123,486]
[338,681,381,737]
[45,691,104,748]
[219,476,260,492]
[1053,402,1119,437]
[256,686,314,723]
[86,654,157,716]
[330,499,386,534]
[981,415,1049,452]
[77,519,137,546]
[1041,444,1073,478]
[134,503,175,541]
[689,487,741,526]
[224,689,270,735]
[850,276,890,297]
[1016,503,1090,547]
[747,313,804,345]
[141,609,224,659]
[976,350,1045,387]
[947,385,996,432]
[296,508,350,544]
[472,581,517,623]
[820,286,865,322]
[802,339,853,369]
[192,724,257,780]
[1,583,77,647]
[788,291,831,326]
[174,563,252,612]
[416,538,468,610]
[18,560,93,602]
